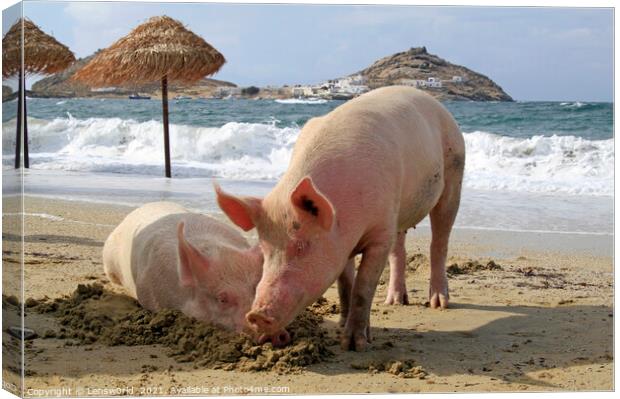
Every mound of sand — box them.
[447,259,502,275]
[406,253,430,273]
[27,284,337,374]
[402,254,502,277]
[351,359,427,379]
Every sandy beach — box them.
[1,196,613,395]
[1,2,614,396]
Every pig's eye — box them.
[216,292,238,309]
[217,292,230,305]
[293,240,309,256]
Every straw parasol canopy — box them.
[3,18,75,170]
[2,18,76,78]
[72,15,226,178]
[72,15,225,86]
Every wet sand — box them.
[2,196,613,395]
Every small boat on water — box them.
[173,95,192,100]
[129,93,151,100]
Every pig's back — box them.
[323,86,457,161]
[286,86,462,230]
[103,202,188,297]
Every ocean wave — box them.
[560,101,587,108]
[275,98,327,105]
[2,117,298,180]
[463,130,613,195]
[1,117,613,196]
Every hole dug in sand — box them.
[27,284,337,374]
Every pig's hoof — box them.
[384,290,409,305]
[429,284,449,309]
[340,325,370,351]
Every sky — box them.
[2,1,614,102]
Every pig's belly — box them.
[134,255,187,312]
[135,282,172,312]
[397,174,444,230]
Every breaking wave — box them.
[275,98,328,105]
[2,117,613,196]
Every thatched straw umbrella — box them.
[2,18,76,168]
[73,16,226,178]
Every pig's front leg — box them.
[384,230,408,305]
[341,238,392,351]
[337,258,356,327]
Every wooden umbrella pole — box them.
[24,74,29,168]
[14,66,22,169]
[161,74,171,178]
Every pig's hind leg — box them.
[384,230,409,305]
[428,163,463,309]
[102,240,123,286]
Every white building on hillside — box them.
[426,77,442,88]
[290,74,369,98]
[291,85,316,97]
[320,74,369,96]
[400,77,444,88]
[91,87,117,92]
[401,79,427,88]
[214,86,241,97]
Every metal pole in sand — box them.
[24,74,29,169]
[14,66,22,169]
[162,75,171,178]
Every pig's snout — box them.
[246,311,276,333]
[257,330,291,348]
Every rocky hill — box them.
[356,47,513,101]
[31,54,236,99]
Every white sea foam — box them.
[560,101,586,108]
[3,212,64,221]
[3,210,115,227]
[275,98,327,105]
[5,117,299,180]
[2,117,613,196]
[463,131,613,195]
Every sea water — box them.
[1,97,613,235]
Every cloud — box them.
[63,2,151,57]
[64,2,116,26]
[19,2,613,100]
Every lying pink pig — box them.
[103,201,290,346]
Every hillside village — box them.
[286,73,468,100]
[23,46,512,102]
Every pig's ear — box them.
[214,183,261,232]
[290,176,335,231]
[177,222,210,287]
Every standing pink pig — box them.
[216,86,465,351]
[102,201,289,346]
